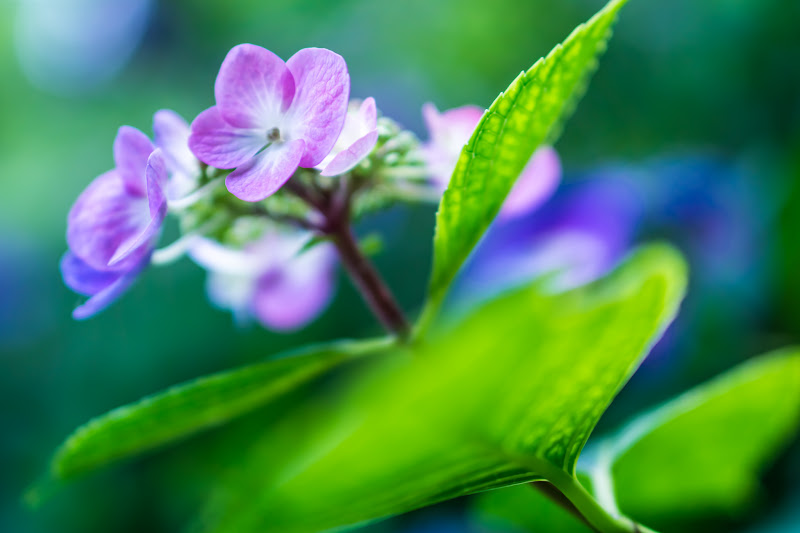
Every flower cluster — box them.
[62,43,633,331]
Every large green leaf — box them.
[473,350,800,533]
[419,0,628,332]
[198,245,686,532]
[46,337,393,480]
[586,349,800,531]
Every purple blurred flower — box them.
[421,103,561,218]
[317,98,379,176]
[61,128,167,319]
[189,233,337,331]
[13,0,152,95]
[189,44,350,202]
[456,177,641,302]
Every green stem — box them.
[519,459,654,533]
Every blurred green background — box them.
[1,0,799,531]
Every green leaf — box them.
[46,337,393,480]
[587,349,800,531]
[419,0,628,333]
[198,244,686,532]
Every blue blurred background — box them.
[1,0,799,531]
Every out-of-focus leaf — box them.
[47,337,393,479]
[419,0,628,333]
[586,349,800,531]
[199,244,686,532]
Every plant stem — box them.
[530,481,597,530]
[550,473,653,533]
[329,220,410,339]
[284,175,411,339]
[520,460,653,533]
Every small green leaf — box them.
[589,349,800,530]
[47,337,393,480]
[198,244,686,532]
[419,0,628,333]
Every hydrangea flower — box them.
[316,98,379,176]
[189,44,350,202]
[421,102,561,219]
[61,127,167,318]
[189,232,337,331]
[456,176,641,303]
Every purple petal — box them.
[285,48,350,167]
[67,170,153,272]
[458,176,642,300]
[500,146,562,220]
[359,96,378,129]
[189,106,265,168]
[320,130,378,177]
[421,103,483,188]
[252,244,336,331]
[422,103,483,148]
[215,44,295,129]
[61,251,119,295]
[108,150,168,266]
[60,252,146,320]
[113,126,154,196]
[153,109,198,177]
[319,97,379,176]
[225,139,305,202]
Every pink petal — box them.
[358,96,377,129]
[189,106,265,169]
[320,130,378,177]
[252,244,336,331]
[285,48,350,167]
[109,150,168,266]
[215,44,295,129]
[153,109,198,177]
[421,103,484,189]
[225,138,305,202]
[422,102,483,149]
[500,146,562,220]
[113,126,154,196]
[67,170,152,272]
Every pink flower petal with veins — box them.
[189,106,265,169]
[214,44,295,129]
[225,138,306,202]
[286,48,350,167]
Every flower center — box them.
[266,127,282,142]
